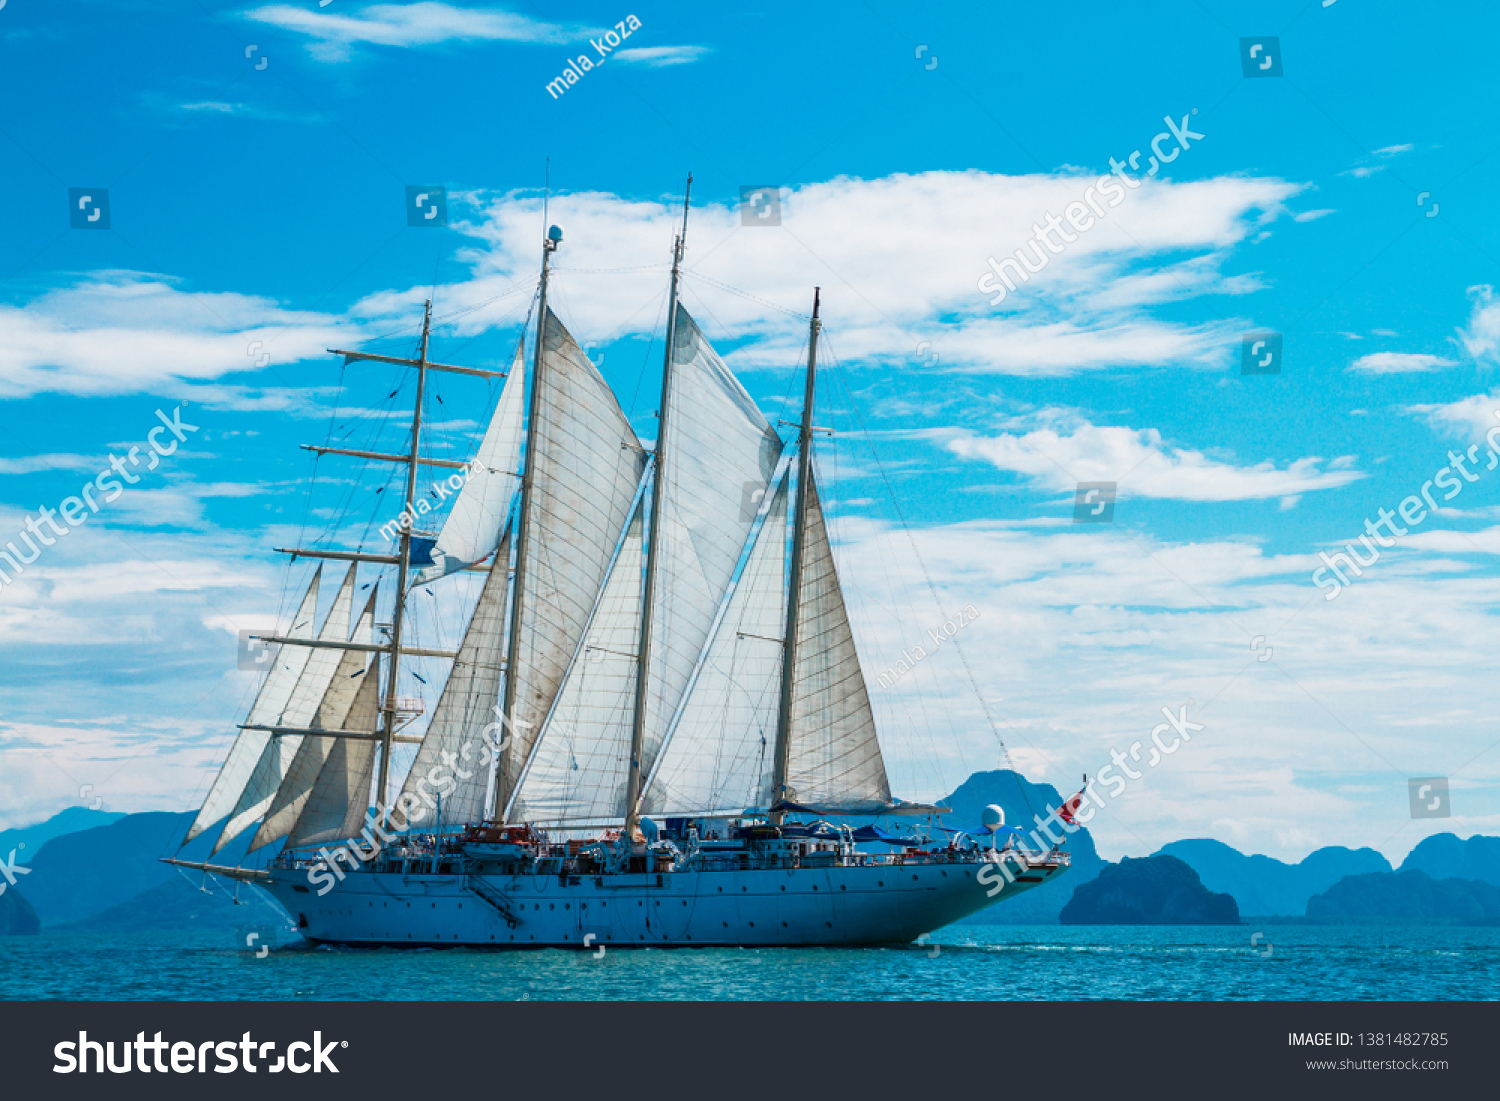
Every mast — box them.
[623,174,692,840]
[495,222,562,820]
[770,287,821,826]
[376,300,431,828]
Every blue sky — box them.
[3,0,1500,863]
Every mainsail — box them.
[509,492,647,824]
[183,567,322,844]
[638,308,783,783]
[213,565,358,854]
[641,471,789,817]
[412,343,525,586]
[246,584,378,851]
[780,469,892,812]
[393,533,511,829]
[498,309,647,811]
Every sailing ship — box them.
[168,182,1071,947]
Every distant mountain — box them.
[0,807,125,863]
[1306,869,1500,924]
[944,770,1107,923]
[0,887,40,936]
[1061,855,1240,925]
[1398,834,1500,888]
[54,876,289,934]
[21,810,267,927]
[1155,838,1391,916]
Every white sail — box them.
[413,343,525,586]
[509,498,645,824]
[182,567,322,844]
[212,565,358,854]
[246,585,378,851]
[783,470,892,812]
[284,670,381,850]
[499,308,647,812]
[393,534,512,829]
[640,307,783,782]
[641,472,789,817]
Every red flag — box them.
[1058,790,1085,825]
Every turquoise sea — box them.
[2,924,1497,1000]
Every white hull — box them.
[265,859,1066,948]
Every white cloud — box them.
[612,46,709,67]
[246,3,588,62]
[0,171,1307,402]
[946,415,1364,502]
[1410,388,1500,444]
[1349,351,1457,374]
[0,273,352,400]
[1375,143,1414,157]
[441,171,1300,377]
[0,455,98,475]
[1293,208,1336,222]
[1459,284,1500,363]
[825,513,1500,860]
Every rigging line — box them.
[437,278,544,361]
[809,348,956,798]
[818,366,959,801]
[824,371,977,804]
[821,334,1035,817]
[349,279,538,349]
[680,269,811,320]
[626,289,670,418]
[551,265,674,274]
[675,280,778,377]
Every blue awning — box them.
[851,825,921,847]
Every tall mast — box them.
[495,222,561,820]
[623,175,692,840]
[377,299,431,828]
[770,287,821,826]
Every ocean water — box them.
[2,924,1497,1000]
